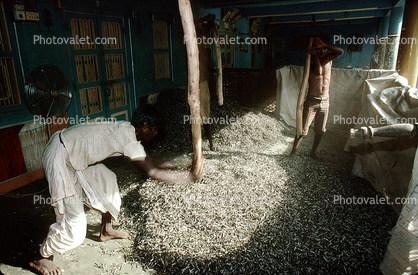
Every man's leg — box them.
[203,123,213,151]
[30,188,86,275]
[310,133,323,159]
[77,164,129,242]
[99,212,129,241]
[310,97,329,159]
[31,133,87,274]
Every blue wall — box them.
[234,17,251,68]
[0,0,188,128]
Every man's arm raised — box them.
[314,37,343,62]
[324,44,344,61]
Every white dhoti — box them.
[40,132,120,257]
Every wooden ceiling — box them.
[197,0,404,26]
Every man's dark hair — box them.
[131,104,164,130]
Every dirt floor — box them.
[0,92,399,274]
[0,176,153,275]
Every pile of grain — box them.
[117,89,397,274]
[144,88,288,155]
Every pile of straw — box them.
[116,89,397,274]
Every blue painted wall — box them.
[198,8,221,21]
[234,17,251,68]
[0,0,188,128]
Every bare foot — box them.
[309,151,320,160]
[99,228,129,242]
[29,257,64,275]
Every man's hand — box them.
[313,37,326,48]
[135,156,202,184]
[152,159,190,170]
[188,160,204,182]
[307,47,316,56]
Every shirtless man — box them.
[29,104,202,275]
[290,37,343,159]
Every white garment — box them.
[40,160,121,257]
[48,122,145,213]
[61,121,146,171]
[40,178,87,257]
[40,122,146,257]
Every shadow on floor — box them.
[0,178,54,271]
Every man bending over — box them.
[30,104,201,275]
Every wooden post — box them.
[296,37,313,138]
[213,26,223,106]
[178,0,204,180]
[399,0,418,87]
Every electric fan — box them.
[25,65,72,117]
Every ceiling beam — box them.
[198,0,337,9]
[248,7,384,18]
[268,18,380,28]
[266,9,387,23]
[237,0,394,18]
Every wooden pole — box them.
[296,37,313,138]
[178,0,204,180]
[399,0,418,87]
[212,26,223,106]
